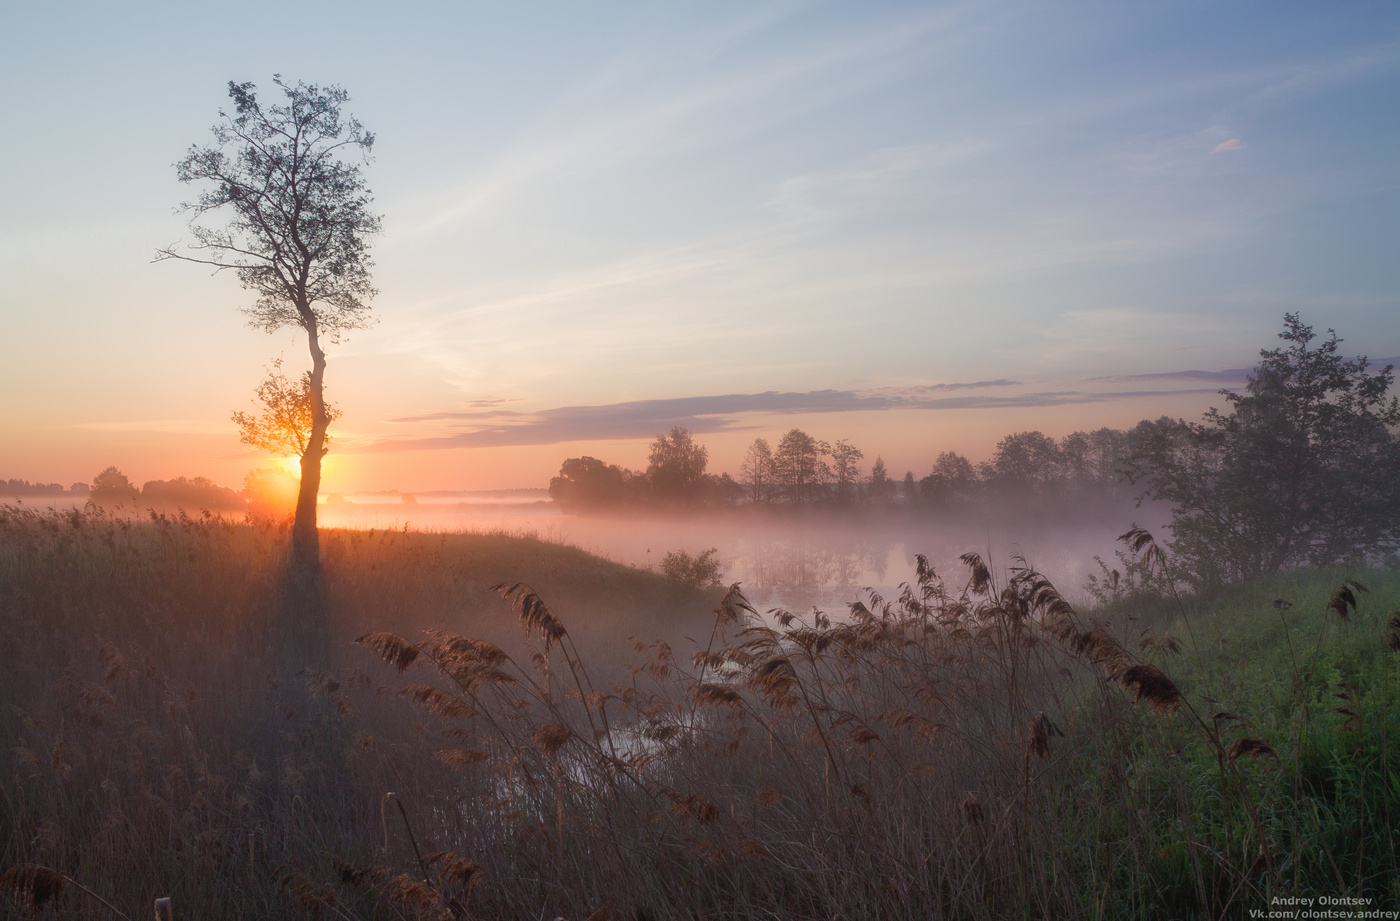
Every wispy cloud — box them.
[395,6,979,239]
[359,380,1227,453]
[1211,138,1246,153]
[1087,368,1250,384]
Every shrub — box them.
[660,547,722,589]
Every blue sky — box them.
[1,1,1396,489]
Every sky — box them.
[2,1,1397,492]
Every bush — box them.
[660,547,722,589]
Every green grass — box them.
[1067,567,1400,915]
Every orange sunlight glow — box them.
[243,466,300,518]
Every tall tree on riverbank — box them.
[773,429,830,505]
[741,438,775,504]
[159,77,381,588]
[647,427,710,503]
[867,456,893,505]
[830,439,864,505]
[1126,314,1400,588]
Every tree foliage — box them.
[546,423,1145,514]
[867,456,893,505]
[987,431,1062,494]
[829,439,864,505]
[548,457,633,511]
[1,480,67,497]
[647,427,709,503]
[773,429,831,505]
[921,451,979,506]
[141,477,245,512]
[1126,314,1400,588]
[231,360,342,458]
[160,77,381,338]
[740,438,775,504]
[549,433,739,511]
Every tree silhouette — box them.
[867,456,893,505]
[740,438,775,504]
[88,467,140,508]
[989,431,1062,495]
[921,451,979,507]
[1126,314,1400,587]
[830,439,864,505]
[158,76,380,589]
[773,429,830,505]
[647,427,709,503]
[549,457,632,511]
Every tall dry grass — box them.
[0,505,708,918]
[3,505,1398,919]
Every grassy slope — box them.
[1072,568,1400,913]
[320,526,719,668]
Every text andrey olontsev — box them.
[1250,896,1397,920]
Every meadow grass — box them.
[2,505,1397,920]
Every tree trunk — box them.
[293,448,322,569]
[292,321,328,576]
[284,308,330,661]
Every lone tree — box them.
[159,76,381,578]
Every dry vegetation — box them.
[2,505,1399,919]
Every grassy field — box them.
[2,505,1398,919]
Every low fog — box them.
[315,493,1158,614]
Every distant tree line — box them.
[2,479,90,497]
[551,425,1135,513]
[77,467,248,513]
[741,426,1133,509]
[549,427,743,511]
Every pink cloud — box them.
[1211,138,1246,153]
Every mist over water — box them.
[317,493,1159,614]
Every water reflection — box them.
[729,529,893,612]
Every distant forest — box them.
[548,424,1134,513]
[4,469,247,514]
[2,479,89,497]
